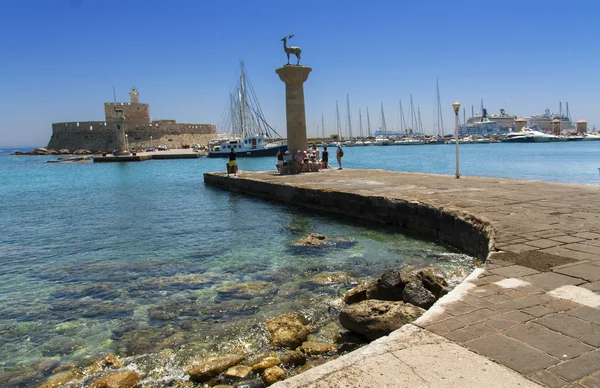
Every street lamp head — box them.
[452,101,461,115]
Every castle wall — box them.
[47,120,216,152]
[104,102,150,125]
[48,89,216,152]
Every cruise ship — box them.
[459,109,514,136]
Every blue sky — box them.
[1,0,598,147]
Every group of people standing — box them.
[276,144,344,174]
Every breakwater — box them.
[204,168,600,387]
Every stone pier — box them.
[276,65,312,154]
[204,169,600,387]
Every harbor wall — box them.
[203,173,493,260]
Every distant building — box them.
[47,88,216,152]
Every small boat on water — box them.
[46,156,91,163]
[209,62,286,158]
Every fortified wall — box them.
[47,88,216,152]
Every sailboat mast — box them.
[346,95,353,139]
[399,100,407,134]
[359,108,363,138]
[239,63,248,136]
[321,113,325,139]
[367,107,372,137]
[381,102,387,132]
[418,107,423,134]
[336,101,342,139]
[436,79,445,136]
[410,95,415,133]
[230,93,237,134]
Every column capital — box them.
[276,65,312,84]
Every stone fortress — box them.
[47,88,216,152]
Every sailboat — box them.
[363,107,373,145]
[374,103,390,145]
[209,62,286,157]
[344,95,356,146]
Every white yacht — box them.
[501,128,559,143]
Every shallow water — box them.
[0,152,479,386]
[2,141,597,385]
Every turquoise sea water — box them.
[0,142,598,386]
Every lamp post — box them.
[125,133,129,153]
[452,101,461,179]
[150,135,153,149]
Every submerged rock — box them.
[402,282,436,309]
[187,354,245,383]
[40,370,81,388]
[225,365,252,379]
[251,357,281,372]
[88,353,124,373]
[41,336,85,357]
[279,350,306,367]
[90,370,140,388]
[216,281,275,300]
[234,379,266,388]
[307,271,351,286]
[339,300,425,340]
[290,233,328,246]
[298,341,337,356]
[267,312,311,349]
[263,366,286,385]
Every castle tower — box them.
[577,119,587,134]
[552,119,561,135]
[113,108,130,155]
[129,87,139,104]
[515,117,527,132]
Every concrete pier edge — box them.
[203,169,600,387]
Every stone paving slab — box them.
[205,170,600,387]
[272,325,540,388]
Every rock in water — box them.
[290,233,328,247]
[234,380,266,388]
[263,366,286,385]
[279,350,306,367]
[267,312,310,348]
[339,300,425,340]
[416,267,449,298]
[298,341,337,356]
[225,365,252,379]
[402,281,437,309]
[90,370,140,388]
[251,357,281,372]
[343,281,377,304]
[40,370,81,388]
[374,269,415,301]
[187,354,245,383]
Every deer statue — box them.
[281,34,301,65]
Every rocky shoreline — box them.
[12,147,94,156]
[33,237,469,388]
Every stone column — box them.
[276,66,312,154]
